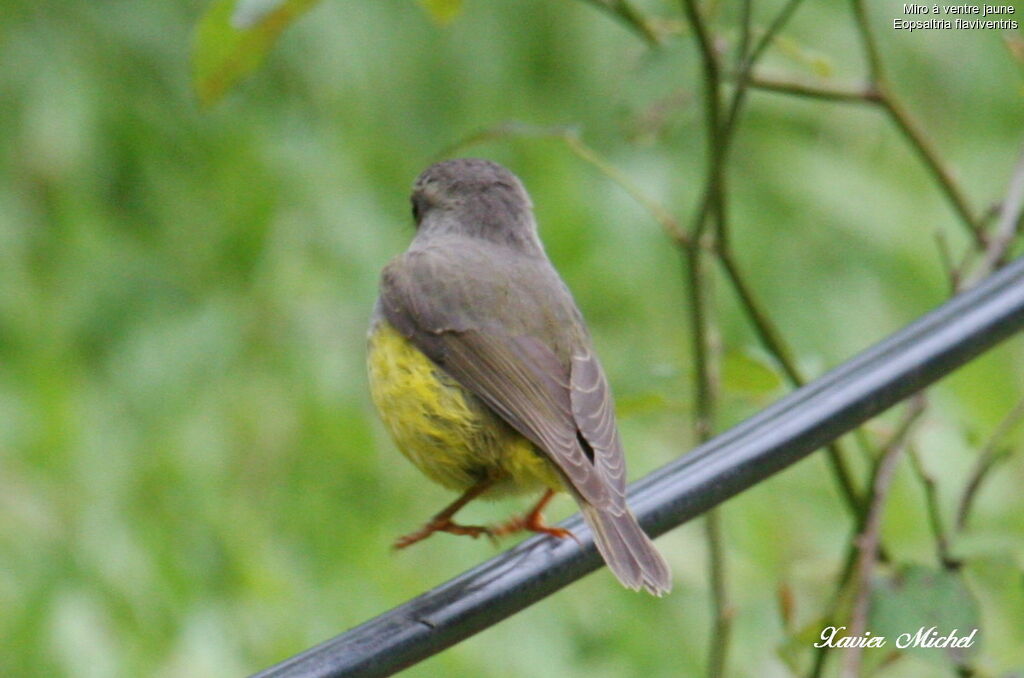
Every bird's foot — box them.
[490,500,578,544]
[393,518,494,550]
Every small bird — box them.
[367,158,671,595]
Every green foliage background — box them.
[1,1,1023,676]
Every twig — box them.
[746,75,877,103]
[716,251,864,515]
[679,3,734,674]
[691,0,811,250]
[747,4,985,247]
[574,0,662,46]
[734,0,752,69]
[850,0,883,82]
[439,122,690,246]
[933,229,961,295]
[850,0,983,247]
[906,443,959,569]
[974,144,1024,280]
[562,132,690,246]
[956,395,1024,530]
[879,94,983,247]
[704,508,732,678]
[723,0,809,136]
[683,194,728,678]
[841,397,926,678]
[680,0,723,242]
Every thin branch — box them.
[680,0,723,242]
[841,397,926,678]
[684,223,728,678]
[975,143,1024,278]
[734,0,752,69]
[850,0,883,82]
[574,0,663,46]
[747,4,984,247]
[906,443,959,569]
[933,229,961,295]
[691,0,811,250]
[716,251,864,515]
[679,4,732,675]
[879,94,983,247]
[723,0,808,135]
[744,65,984,247]
[684,0,866,521]
[704,508,732,678]
[956,395,1024,530]
[850,0,983,247]
[562,131,690,246]
[439,122,690,246]
[746,74,877,103]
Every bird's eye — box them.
[411,196,423,225]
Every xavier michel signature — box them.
[815,626,978,649]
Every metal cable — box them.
[253,255,1024,678]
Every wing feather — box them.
[571,348,627,496]
[379,247,613,508]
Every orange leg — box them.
[394,477,496,549]
[491,489,577,542]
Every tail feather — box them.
[580,503,672,596]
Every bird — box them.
[366,158,671,595]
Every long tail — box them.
[580,502,672,596]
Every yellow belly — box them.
[367,319,563,497]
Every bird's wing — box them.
[570,347,627,496]
[379,247,615,509]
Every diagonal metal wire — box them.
[253,256,1024,678]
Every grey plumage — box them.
[379,158,672,595]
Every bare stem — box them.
[440,122,690,247]
[841,397,926,678]
[746,75,877,103]
[574,0,662,46]
[723,0,808,136]
[705,509,732,678]
[906,443,959,569]
[679,4,732,674]
[684,236,730,677]
[879,94,983,247]
[956,395,1024,530]
[680,0,723,242]
[716,250,863,515]
[562,132,690,246]
[850,0,883,81]
[971,143,1024,282]
[850,0,982,247]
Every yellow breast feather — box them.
[367,320,562,497]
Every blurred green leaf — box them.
[721,349,784,396]
[616,392,688,418]
[416,0,464,25]
[870,565,981,666]
[775,35,834,79]
[192,0,321,107]
[777,617,828,675]
[1005,35,1024,65]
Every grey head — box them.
[410,158,544,256]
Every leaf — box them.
[192,0,322,107]
[776,617,829,675]
[775,35,835,79]
[1005,35,1024,65]
[416,0,464,25]
[721,349,784,396]
[870,565,981,666]
[615,392,688,418]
